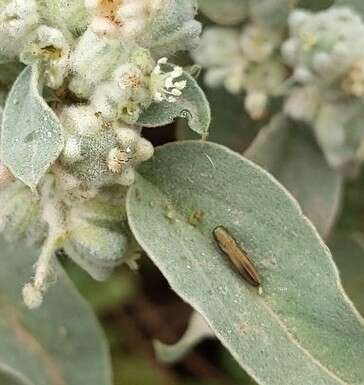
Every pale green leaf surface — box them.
[245,115,343,238]
[0,364,34,385]
[249,0,296,28]
[138,66,211,138]
[335,0,364,16]
[154,311,214,364]
[0,238,112,385]
[127,141,364,385]
[300,0,333,10]
[198,0,249,25]
[250,0,333,27]
[1,65,64,189]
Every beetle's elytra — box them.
[213,226,261,288]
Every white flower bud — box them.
[293,67,313,83]
[22,283,43,309]
[117,167,135,186]
[313,101,364,172]
[281,38,299,65]
[0,0,39,38]
[204,67,230,89]
[224,61,248,94]
[244,91,268,120]
[284,86,320,123]
[129,47,156,75]
[84,0,101,12]
[20,25,70,89]
[115,126,138,144]
[60,105,102,136]
[240,24,278,63]
[288,10,309,33]
[107,147,131,174]
[114,63,145,92]
[117,1,145,19]
[135,137,154,162]
[117,0,148,38]
[62,137,82,163]
[91,81,129,121]
[69,28,124,97]
[312,52,332,74]
[191,27,242,68]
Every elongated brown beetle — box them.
[213,226,262,290]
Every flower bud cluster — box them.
[192,23,286,120]
[85,0,201,55]
[59,104,154,188]
[282,7,364,173]
[0,0,201,307]
[195,5,364,173]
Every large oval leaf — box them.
[0,238,112,385]
[1,65,64,190]
[245,115,343,238]
[138,66,210,138]
[127,141,364,385]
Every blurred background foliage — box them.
[61,1,364,384]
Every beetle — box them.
[213,226,261,289]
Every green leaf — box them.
[198,0,249,25]
[177,87,260,152]
[249,0,332,27]
[154,311,214,364]
[249,0,295,28]
[245,115,343,238]
[0,237,112,385]
[127,141,364,385]
[138,67,211,138]
[335,0,364,16]
[1,65,64,190]
[0,364,34,385]
[299,0,333,10]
